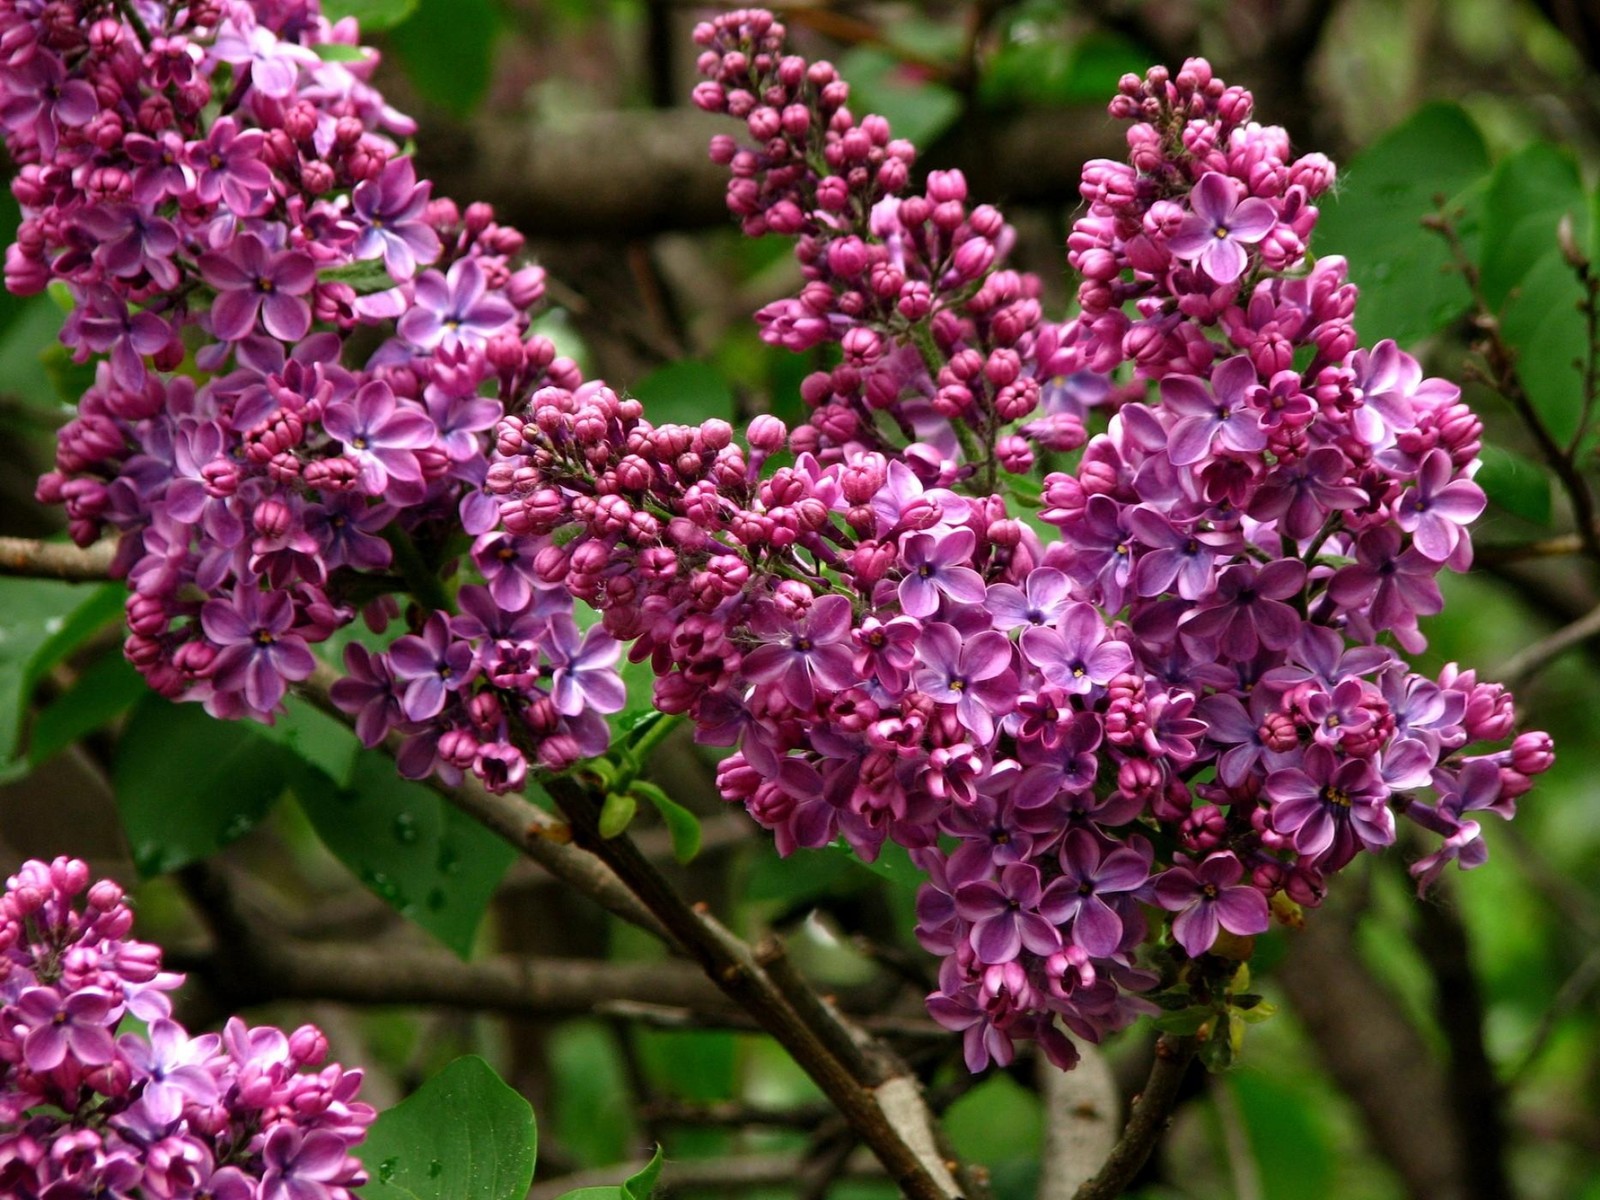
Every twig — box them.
[1493,599,1600,689]
[173,932,727,1019]
[1426,206,1600,566]
[1505,942,1600,1087]
[547,775,968,1200]
[1069,1035,1196,1200]
[1411,880,1515,1200]
[1475,532,1586,564]
[0,535,116,582]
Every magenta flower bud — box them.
[893,279,931,320]
[826,236,868,278]
[747,414,787,451]
[1511,731,1554,775]
[252,498,292,539]
[927,169,967,203]
[692,82,725,111]
[996,435,1034,474]
[952,237,996,281]
[985,348,1021,387]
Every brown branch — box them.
[1411,882,1514,1200]
[1070,1035,1196,1200]
[547,774,969,1200]
[1276,899,1468,1200]
[419,105,1125,241]
[1427,207,1600,568]
[0,536,116,582]
[1494,598,1600,689]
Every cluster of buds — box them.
[0,858,372,1199]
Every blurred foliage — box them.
[3,1,1600,1198]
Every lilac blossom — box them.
[321,381,438,496]
[897,528,987,617]
[398,258,518,351]
[547,614,626,717]
[1266,746,1395,865]
[914,624,1016,742]
[201,587,317,713]
[0,859,372,1200]
[1154,854,1271,957]
[1161,356,1268,466]
[1021,604,1133,695]
[743,594,857,709]
[1168,172,1277,283]
[198,233,317,343]
[350,157,440,280]
[1038,831,1152,957]
[954,865,1060,963]
[1396,448,1487,562]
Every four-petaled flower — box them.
[1154,853,1271,957]
[1169,172,1277,283]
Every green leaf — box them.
[836,837,923,890]
[1231,1071,1335,1200]
[0,580,126,780]
[1476,443,1553,525]
[291,750,513,957]
[251,694,361,786]
[319,258,402,294]
[1480,142,1587,309]
[0,298,69,413]
[388,0,500,118]
[630,781,701,864]
[629,360,734,427]
[978,30,1146,108]
[114,696,293,875]
[836,46,963,147]
[321,0,420,32]
[357,1056,535,1200]
[551,1146,664,1200]
[1152,1007,1215,1035]
[1503,248,1591,447]
[28,652,145,766]
[1317,103,1490,346]
[1478,143,1592,446]
[313,42,373,62]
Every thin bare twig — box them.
[1070,1035,1196,1200]
[0,536,116,582]
[1494,599,1600,689]
[1426,207,1600,567]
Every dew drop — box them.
[393,811,420,845]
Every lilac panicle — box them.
[5,0,624,786]
[10,0,1556,1080]
[0,858,372,1197]
[478,10,1553,1073]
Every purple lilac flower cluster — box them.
[483,9,1554,1073]
[690,9,1083,480]
[0,857,372,1199]
[1,0,624,785]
